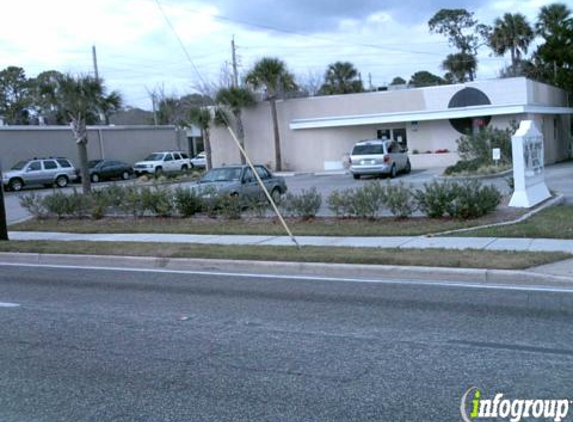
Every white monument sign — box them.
[508,120,551,208]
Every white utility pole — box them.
[92,45,100,82]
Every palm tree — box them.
[442,52,477,82]
[245,58,297,171]
[215,87,256,165]
[188,107,213,170]
[56,74,122,193]
[534,3,573,87]
[319,62,364,95]
[536,3,572,40]
[489,13,534,76]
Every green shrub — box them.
[19,193,48,219]
[141,185,173,217]
[118,186,145,218]
[282,187,322,219]
[445,180,501,219]
[244,196,270,218]
[218,194,243,219]
[415,181,457,218]
[100,185,127,212]
[67,189,91,218]
[384,182,416,218]
[456,124,516,166]
[174,187,202,217]
[88,190,110,220]
[43,191,73,219]
[198,186,220,218]
[351,182,387,219]
[444,159,480,175]
[327,188,355,218]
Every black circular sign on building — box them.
[448,87,492,134]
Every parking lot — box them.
[1,163,525,224]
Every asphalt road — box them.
[1,265,573,421]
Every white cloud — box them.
[0,0,560,108]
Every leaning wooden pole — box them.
[225,126,300,249]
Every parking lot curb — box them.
[1,252,572,289]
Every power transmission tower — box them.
[231,36,239,87]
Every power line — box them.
[143,0,448,58]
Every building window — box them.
[377,128,407,148]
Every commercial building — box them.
[210,77,573,171]
[0,125,187,169]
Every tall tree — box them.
[0,66,31,125]
[489,13,534,76]
[409,71,445,87]
[428,9,490,81]
[188,107,214,170]
[533,3,573,91]
[319,62,364,95]
[29,70,65,124]
[215,87,256,165]
[55,74,122,193]
[390,76,407,85]
[245,58,297,171]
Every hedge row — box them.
[19,180,501,221]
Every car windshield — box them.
[88,160,103,168]
[200,168,242,182]
[144,153,164,161]
[352,144,385,155]
[10,161,27,170]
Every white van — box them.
[349,139,411,179]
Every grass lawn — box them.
[457,205,573,238]
[10,207,524,237]
[0,240,566,270]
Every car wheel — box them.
[155,167,163,175]
[181,165,188,172]
[91,173,100,183]
[55,175,68,188]
[404,159,411,174]
[270,188,281,203]
[352,174,360,180]
[122,171,130,180]
[9,178,23,192]
[390,164,397,179]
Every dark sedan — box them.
[193,165,287,203]
[84,160,134,183]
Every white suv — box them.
[134,151,191,176]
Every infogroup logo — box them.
[460,387,571,422]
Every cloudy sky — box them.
[0,0,557,109]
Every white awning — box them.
[289,104,573,130]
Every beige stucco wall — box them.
[210,78,571,172]
[0,126,184,170]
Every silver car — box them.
[2,157,78,191]
[349,139,411,179]
[190,152,206,169]
[193,165,287,203]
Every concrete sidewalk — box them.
[8,231,573,253]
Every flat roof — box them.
[290,104,573,130]
[0,125,178,131]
